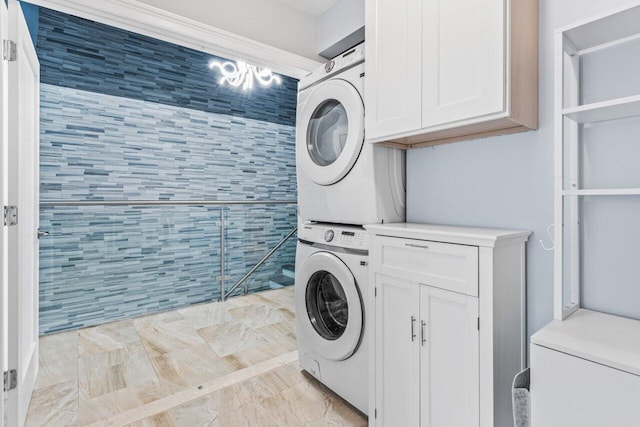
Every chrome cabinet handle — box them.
[421,321,426,346]
[411,316,417,341]
[405,243,429,249]
[37,229,50,239]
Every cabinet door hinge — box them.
[4,205,18,226]
[3,40,16,62]
[374,287,377,297]
[477,317,480,331]
[374,408,377,419]
[4,369,17,392]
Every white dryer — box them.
[296,43,405,225]
[295,222,369,414]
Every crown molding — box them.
[26,0,321,79]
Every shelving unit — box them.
[529,6,640,425]
[553,2,640,320]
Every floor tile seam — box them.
[129,319,164,388]
[84,350,299,427]
[76,332,81,420]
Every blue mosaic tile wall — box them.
[39,85,296,201]
[39,203,297,333]
[37,8,297,127]
[37,9,298,334]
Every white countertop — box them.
[364,223,531,247]
[531,309,640,376]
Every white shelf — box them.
[563,94,640,124]
[562,188,640,196]
[531,309,640,377]
[554,2,640,321]
[559,3,640,52]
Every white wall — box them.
[136,0,323,61]
[407,0,640,340]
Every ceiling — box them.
[279,0,340,16]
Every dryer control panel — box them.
[299,222,369,251]
[298,42,365,91]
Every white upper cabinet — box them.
[421,0,504,128]
[365,0,538,149]
[364,0,422,138]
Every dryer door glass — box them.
[306,100,349,167]
[296,79,364,186]
[306,270,348,340]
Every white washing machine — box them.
[296,43,405,225]
[295,222,369,414]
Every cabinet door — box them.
[421,0,506,129]
[420,286,479,427]
[365,0,422,140]
[375,274,420,426]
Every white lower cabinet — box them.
[375,275,420,426]
[375,275,479,427]
[420,286,479,427]
[366,223,531,427]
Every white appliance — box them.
[296,43,405,225]
[295,222,369,414]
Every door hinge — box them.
[4,205,18,226]
[3,40,16,62]
[375,408,377,419]
[477,317,480,330]
[374,287,377,297]
[4,369,17,392]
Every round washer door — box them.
[296,251,363,361]
[296,79,364,186]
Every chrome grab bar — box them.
[220,208,226,302]
[223,226,298,301]
[40,198,298,303]
[40,199,296,207]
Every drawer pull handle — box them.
[411,316,417,342]
[406,243,429,249]
[421,321,426,346]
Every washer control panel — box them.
[300,223,369,250]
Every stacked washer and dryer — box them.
[294,43,406,415]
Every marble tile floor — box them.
[24,287,368,426]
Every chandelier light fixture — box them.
[209,60,282,90]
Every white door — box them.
[7,1,40,425]
[421,0,505,129]
[0,0,9,424]
[374,274,420,426]
[365,0,422,141]
[295,251,363,361]
[420,286,479,427]
[296,79,364,185]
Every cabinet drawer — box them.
[377,237,478,296]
